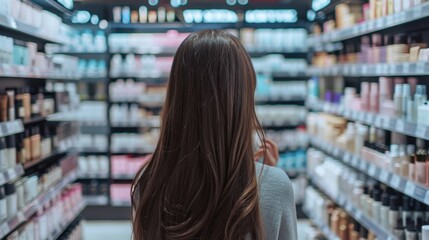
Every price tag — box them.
[416,125,427,138]
[380,169,390,182]
[358,112,365,122]
[7,168,15,180]
[383,117,392,129]
[365,113,374,123]
[405,181,416,196]
[344,153,351,163]
[424,191,429,205]
[417,62,425,73]
[354,210,362,221]
[352,156,360,167]
[359,160,366,170]
[398,11,406,22]
[376,18,384,29]
[396,120,405,132]
[368,21,375,30]
[368,165,377,176]
[391,175,401,188]
[17,212,25,222]
[1,223,9,236]
[414,7,423,18]
[403,63,410,73]
[375,116,383,127]
[333,148,340,157]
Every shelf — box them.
[262,123,305,130]
[0,120,24,137]
[111,149,155,155]
[0,14,65,45]
[109,75,169,82]
[80,125,109,134]
[31,0,73,18]
[111,200,131,207]
[78,173,109,180]
[0,165,24,186]
[23,116,46,125]
[310,174,395,240]
[308,1,429,45]
[0,170,77,239]
[52,52,107,59]
[307,100,429,140]
[261,71,309,78]
[47,202,85,240]
[255,99,305,105]
[79,77,107,83]
[78,149,108,155]
[302,207,340,240]
[112,174,136,180]
[110,49,176,57]
[310,62,429,77]
[84,195,109,206]
[23,151,67,170]
[310,136,429,206]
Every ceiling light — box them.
[238,0,248,5]
[226,0,237,6]
[171,0,181,7]
[99,19,108,29]
[149,0,159,6]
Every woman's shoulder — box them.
[255,162,294,205]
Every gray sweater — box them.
[255,163,298,240]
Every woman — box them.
[132,30,297,240]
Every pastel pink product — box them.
[361,82,370,111]
[370,83,380,113]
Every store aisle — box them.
[83,220,310,240]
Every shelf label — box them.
[352,156,360,167]
[359,160,366,170]
[383,117,392,129]
[344,153,351,163]
[424,191,429,205]
[405,181,416,196]
[1,223,9,236]
[7,168,15,179]
[17,212,25,222]
[368,165,377,176]
[354,210,362,221]
[380,169,390,182]
[375,116,383,127]
[391,175,401,188]
[417,62,425,73]
[365,113,374,123]
[416,125,427,138]
[396,120,405,132]
[333,148,340,157]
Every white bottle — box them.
[402,84,411,118]
[390,144,401,173]
[394,84,404,117]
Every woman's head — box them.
[132,30,264,240]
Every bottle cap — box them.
[396,218,404,229]
[4,183,15,195]
[382,193,390,206]
[373,189,381,202]
[390,195,399,210]
[402,196,411,211]
[407,145,416,156]
[406,220,416,232]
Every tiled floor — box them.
[83,220,310,240]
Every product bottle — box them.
[41,126,52,157]
[403,84,411,118]
[6,89,15,121]
[23,129,31,162]
[359,227,368,240]
[416,149,427,185]
[372,189,382,224]
[5,136,16,168]
[394,84,404,117]
[361,82,370,111]
[16,132,25,164]
[166,10,175,22]
[157,7,166,23]
[414,85,427,122]
[0,138,6,170]
[405,220,417,240]
[414,201,425,224]
[394,218,405,239]
[0,187,6,221]
[399,145,409,177]
[5,183,17,219]
[402,196,413,227]
[389,195,400,232]
[30,126,41,160]
[408,145,416,180]
[122,6,131,24]
[381,193,390,229]
[422,225,429,240]
[0,91,8,122]
[139,6,148,23]
[390,145,401,173]
[350,222,360,240]
[30,89,40,118]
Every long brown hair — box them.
[132,30,265,240]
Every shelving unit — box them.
[308,1,429,45]
[310,175,395,240]
[310,136,429,205]
[302,208,341,240]
[307,100,429,140]
[0,170,78,239]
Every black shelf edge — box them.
[308,2,429,44]
[82,205,131,220]
[307,100,429,140]
[111,149,154,155]
[23,151,67,170]
[310,174,395,239]
[23,116,46,125]
[256,99,305,105]
[78,174,109,180]
[309,136,429,206]
[0,170,77,239]
[262,123,305,130]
